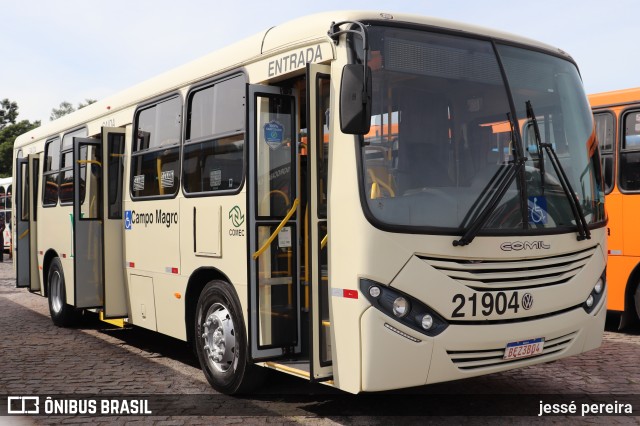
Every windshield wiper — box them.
[526,101,546,195]
[453,113,526,247]
[526,101,590,241]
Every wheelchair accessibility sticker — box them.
[125,210,132,230]
[528,196,547,225]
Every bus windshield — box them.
[359,26,605,234]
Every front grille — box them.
[420,247,596,291]
[447,331,577,370]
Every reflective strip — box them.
[609,250,623,255]
[331,288,359,299]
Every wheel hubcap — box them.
[50,271,62,314]
[201,303,237,373]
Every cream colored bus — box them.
[13,11,607,394]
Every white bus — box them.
[13,11,607,394]
[0,177,12,255]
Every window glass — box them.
[108,134,125,219]
[183,135,243,193]
[43,138,60,206]
[317,76,330,219]
[20,162,29,221]
[131,96,182,198]
[594,112,614,193]
[358,26,604,232]
[621,111,640,191]
[183,76,245,194]
[6,185,12,209]
[135,97,182,151]
[59,128,88,204]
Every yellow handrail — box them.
[18,229,29,240]
[77,160,102,167]
[368,169,395,198]
[321,234,328,249]
[252,198,299,260]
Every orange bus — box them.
[589,88,640,328]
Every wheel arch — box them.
[184,267,237,347]
[620,260,640,329]
[42,249,60,297]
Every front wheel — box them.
[195,280,266,394]
[48,257,76,327]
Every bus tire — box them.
[48,257,76,327]
[634,283,640,322]
[195,280,265,394]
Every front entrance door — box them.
[306,64,333,380]
[247,84,300,360]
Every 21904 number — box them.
[451,291,520,318]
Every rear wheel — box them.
[48,257,76,327]
[195,280,266,394]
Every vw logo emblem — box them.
[522,293,534,310]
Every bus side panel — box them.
[37,205,75,302]
[606,192,624,257]
[179,195,250,328]
[607,256,640,312]
[153,273,186,340]
[622,193,640,257]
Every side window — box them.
[620,110,640,192]
[130,96,182,198]
[43,137,61,206]
[594,112,615,193]
[59,128,88,204]
[183,75,245,194]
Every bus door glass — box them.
[307,64,333,380]
[73,138,104,308]
[16,154,40,291]
[248,84,300,359]
[102,127,128,318]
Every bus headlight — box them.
[392,297,409,317]
[594,278,603,295]
[369,286,381,298]
[360,278,448,337]
[421,314,434,330]
[583,271,606,314]
[585,295,594,308]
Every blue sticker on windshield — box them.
[264,120,285,150]
[528,196,547,225]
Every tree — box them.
[50,98,97,121]
[0,119,40,177]
[0,99,19,130]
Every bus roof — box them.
[14,10,570,149]
[588,87,640,109]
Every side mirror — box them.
[339,64,372,135]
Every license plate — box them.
[503,337,544,360]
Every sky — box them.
[1,0,637,124]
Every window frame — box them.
[181,72,247,198]
[59,127,89,206]
[42,137,61,207]
[129,92,183,201]
[618,108,640,194]
[593,110,616,195]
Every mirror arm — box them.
[328,21,370,106]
